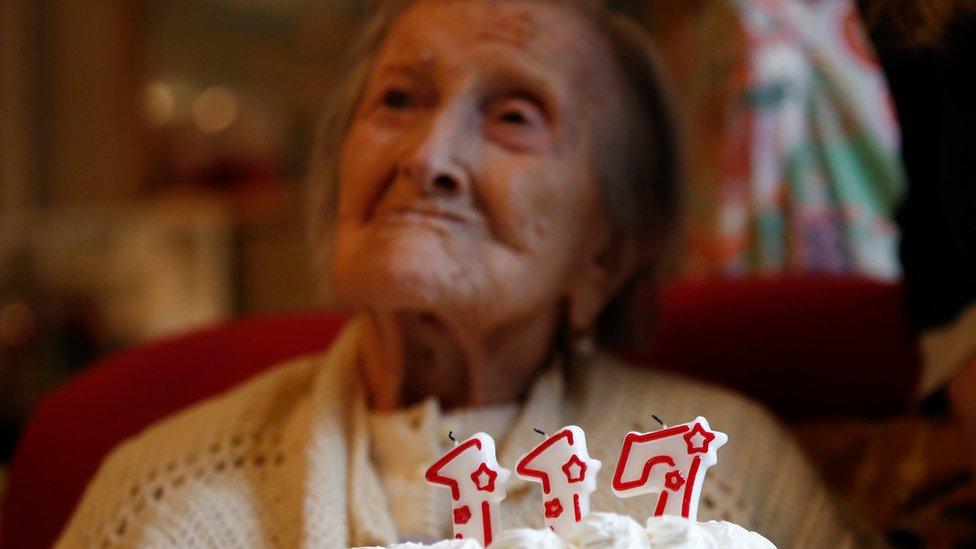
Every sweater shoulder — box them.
[56,351,331,547]
[117,350,326,452]
[590,352,766,407]
[578,352,784,437]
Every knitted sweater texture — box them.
[57,318,868,548]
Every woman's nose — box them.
[398,112,470,199]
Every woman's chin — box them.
[334,250,488,320]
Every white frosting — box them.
[643,516,777,549]
[645,516,717,549]
[360,541,481,549]
[566,512,649,548]
[491,527,567,548]
[699,520,777,549]
[360,512,775,549]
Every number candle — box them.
[426,432,511,546]
[610,416,727,521]
[515,426,601,537]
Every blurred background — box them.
[2,0,975,546]
[0,0,365,460]
[0,0,647,468]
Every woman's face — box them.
[333,0,621,334]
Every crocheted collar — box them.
[337,314,567,542]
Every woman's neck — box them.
[359,308,560,411]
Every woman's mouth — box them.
[368,200,493,239]
[375,202,485,230]
[388,206,467,224]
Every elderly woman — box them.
[57,1,868,547]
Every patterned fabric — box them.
[663,0,907,279]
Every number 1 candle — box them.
[610,416,727,521]
[426,432,511,546]
[515,426,601,537]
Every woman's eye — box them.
[382,89,412,110]
[499,110,529,125]
[484,96,549,151]
[488,96,545,128]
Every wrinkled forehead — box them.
[376,0,619,100]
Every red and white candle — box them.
[426,432,511,546]
[515,426,602,537]
[610,416,727,521]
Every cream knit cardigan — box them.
[57,318,870,548]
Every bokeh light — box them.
[191,86,239,134]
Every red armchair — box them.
[0,277,920,549]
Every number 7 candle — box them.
[611,416,727,521]
[515,426,601,537]
[426,432,511,546]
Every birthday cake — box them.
[358,512,776,548]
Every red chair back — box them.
[645,276,921,419]
[1,312,348,549]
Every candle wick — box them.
[448,430,457,444]
[533,427,547,437]
[652,414,667,429]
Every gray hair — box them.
[306,0,683,348]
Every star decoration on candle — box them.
[544,497,564,518]
[426,433,510,547]
[664,470,686,492]
[561,454,588,484]
[611,417,728,521]
[453,505,472,525]
[471,463,499,492]
[683,422,717,454]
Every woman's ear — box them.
[566,227,644,336]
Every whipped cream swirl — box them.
[357,512,775,549]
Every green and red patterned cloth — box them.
[654,0,906,280]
